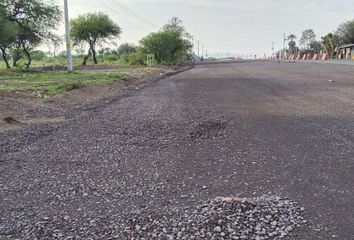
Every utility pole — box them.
[191,35,194,61]
[191,35,194,51]
[202,43,204,58]
[64,0,73,72]
[272,41,275,59]
[282,33,286,60]
[197,40,200,59]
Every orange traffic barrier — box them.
[321,54,328,60]
[296,54,301,60]
[302,54,307,60]
[312,54,318,60]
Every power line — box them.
[108,0,160,29]
[136,0,152,9]
[132,0,156,15]
[98,0,149,31]
[99,0,152,31]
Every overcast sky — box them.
[52,0,354,57]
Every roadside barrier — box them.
[321,54,328,60]
[278,53,329,61]
[273,52,330,62]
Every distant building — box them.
[338,44,354,60]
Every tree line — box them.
[70,15,192,66]
[285,19,354,59]
[0,0,192,69]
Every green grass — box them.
[0,71,126,95]
[0,56,163,96]
[0,55,131,70]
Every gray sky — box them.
[52,0,354,57]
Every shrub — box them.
[128,50,146,65]
[63,81,86,91]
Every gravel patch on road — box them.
[4,61,354,239]
[0,195,305,239]
[123,195,305,240]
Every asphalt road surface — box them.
[1,61,354,239]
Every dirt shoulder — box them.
[0,64,193,132]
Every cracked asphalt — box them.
[1,61,354,239]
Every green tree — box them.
[2,0,61,69]
[70,12,122,65]
[98,48,112,56]
[163,17,185,34]
[11,49,23,67]
[0,7,18,69]
[321,33,339,59]
[336,19,354,45]
[116,43,137,62]
[287,34,297,42]
[300,29,316,50]
[117,43,137,57]
[140,17,192,64]
[127,49,146,65]
[30,50,46,60]
[287,34,297,54]
[309,40,323,53]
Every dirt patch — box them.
[0,64,192,132]
[0,91,58,131]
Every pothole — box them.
[190,120,227,139]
